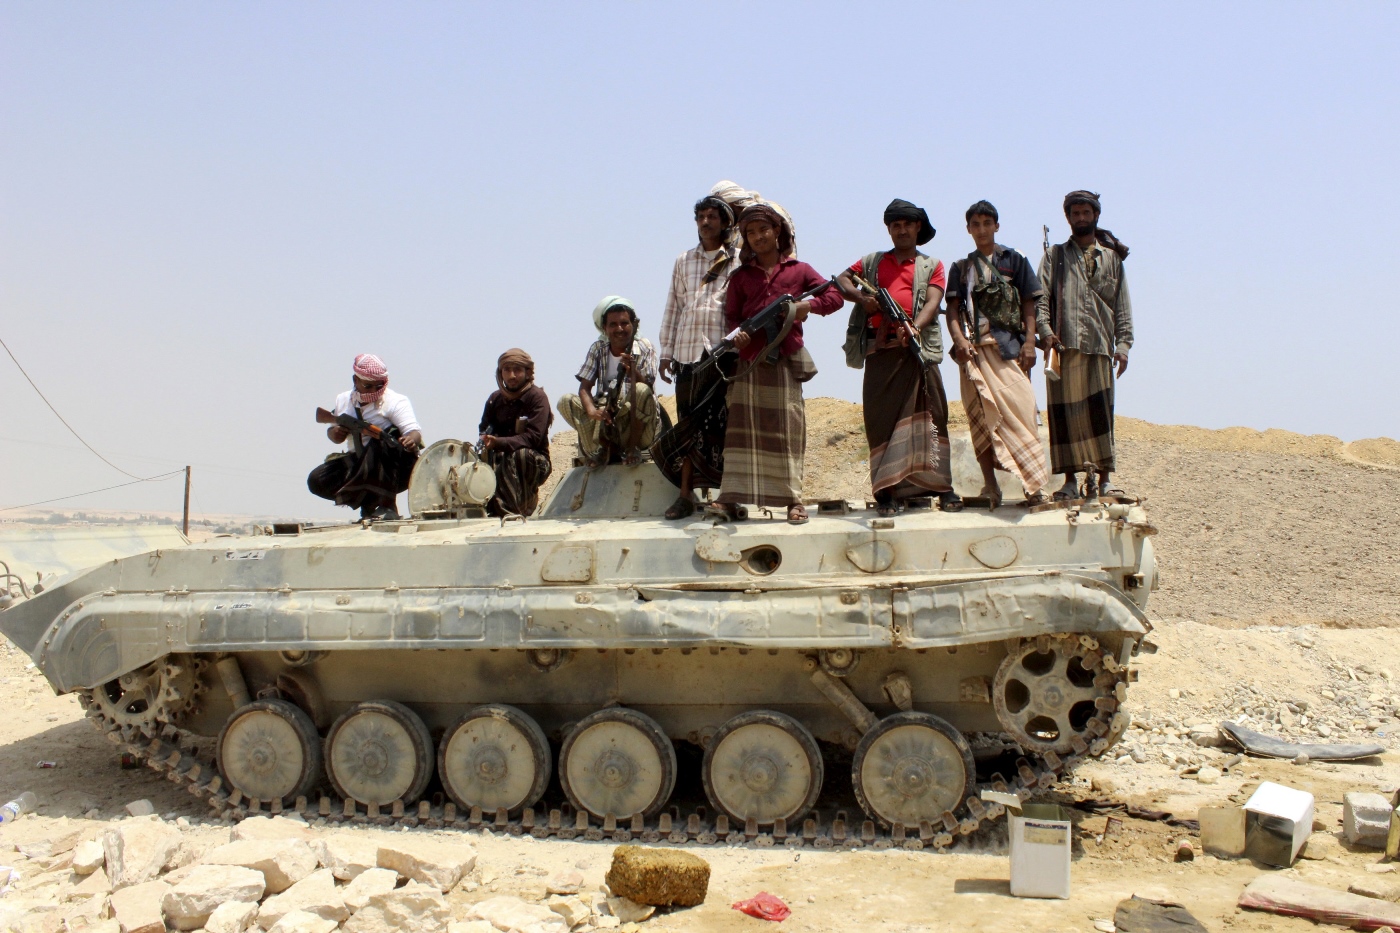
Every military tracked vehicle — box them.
[0,446,1157,847]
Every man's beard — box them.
[1071,222,1096,238]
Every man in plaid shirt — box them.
[655,195,740,519]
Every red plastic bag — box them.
[731,891,791,921]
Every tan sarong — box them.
[717,350,816,507]
[959,342,1049,496]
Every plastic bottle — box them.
[0,792,36,823]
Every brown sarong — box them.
[717,349,816,507]
[960,344,1049,495]
[307,436,418,512]
[1045,347,1115,473]
[863,347,952,497]
[485,448,551,516]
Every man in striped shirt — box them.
[1036,190,1135,500]
[655,195,740,519]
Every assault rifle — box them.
[720,278,835,363]
[315,407,402,450]
[846,272,927,367]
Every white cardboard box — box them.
[1009,804,1071,899]
[1244,781,1315,867]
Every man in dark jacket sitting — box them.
[479,348,553,516]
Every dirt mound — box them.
[1347,436,1400,468]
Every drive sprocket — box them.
[992,635,1124,756]
[80,654,207,735]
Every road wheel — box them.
[438,704,551,817]
[560,707,675,821]
[217,699,322,803]
[702,710,823,827]
[324,700,433,806]
[852,712,974,830]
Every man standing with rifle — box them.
[713,203,843,525]
[557,296,660,466]
[836,199,961,516]
[1036,190,1134,501]
[307,353,423,521]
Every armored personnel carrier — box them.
[0,448,1156,847]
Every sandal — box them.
[1024,490,1049,507]
[875,503,898,518]
[665,495,696,521]
[977,486,1003,510]
[787,503,810,525]
[1051,488,1077,503]
[937,490,964,513]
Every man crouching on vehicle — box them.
[557,296,660,466]
[307,353,423,521]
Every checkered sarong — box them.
[960,346,1049,495]
[716,350,815,507]
[1046,348,1115,473]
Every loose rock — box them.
[1348,878,1400,902]
[163,865,266,931]
[71,839,106,876]
[257,869,348,930]
[102,816,183,888]
[1343,792,1395,848]
[546,871,585,896]
[71,866,112,899]
[343,882,451,933]
[266,910,339,933]
[17,826,82,860]
[232,816,317,843]
[605,846,710,907]
[449,923,496,933]
[342,867,399,912]
[109,878,172,933]
[376,839,477,893]
[203,839,318,894]
[465,895,566,932]
[311,834,378,881]
[206,901,260,933]
[1197,765,1223,785]
[124,800,155,818]
[607,896,655,923]
[548,894,592,928]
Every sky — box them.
[2,2,1398,520]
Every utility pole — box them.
[182,466,191,537]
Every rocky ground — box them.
[2,407,1399,932]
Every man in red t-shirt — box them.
[836,199,961,514]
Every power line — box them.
[0,332,166,481]
[0,470,184,513]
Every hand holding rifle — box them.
[315,407,420,451]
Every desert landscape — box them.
[1,403,1397,933]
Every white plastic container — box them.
[1009,803,1072,898]
[1244,781,1315,867]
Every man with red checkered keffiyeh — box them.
[307,353,424,520]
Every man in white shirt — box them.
[307,353,424,520]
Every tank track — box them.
[76,634,1129,852]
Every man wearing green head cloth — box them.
[557,296,661,465]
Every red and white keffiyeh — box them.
[352,353,388,406]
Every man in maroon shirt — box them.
[479,348,553,516]
[836,199,961,514]
[714,203,843,524]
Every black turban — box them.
[1063,190,1102,216]
[883,199,935,245]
